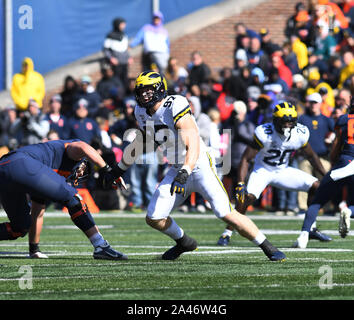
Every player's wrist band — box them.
[181,165,192,175]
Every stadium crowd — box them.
[0,1,353,215]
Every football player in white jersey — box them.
[217,102,332,246]
[112,71,286,261]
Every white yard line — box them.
[0,282,354,297]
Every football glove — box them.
[67,158,90,186]
[235,182,247,204]
[98,163,126,190]
[170,169,189,197]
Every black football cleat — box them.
[309,228,332,242]
[162,234,197,260]
[269,250,286,262]
[259,239,286,262]
[93,241,128,260]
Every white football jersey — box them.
[253,122,309,171]
[134,95,207,167]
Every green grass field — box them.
[0,210,353,301]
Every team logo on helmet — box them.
[135,71,168,109]
[273,102,298,137]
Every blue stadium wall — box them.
[0,0,223,90]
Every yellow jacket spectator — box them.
[291,35,308,70]
[11,57,45,111]
[338,51,354,89]
[306,69,335,108]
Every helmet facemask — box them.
[272,102,298,140]
[274,116,297,139]
[135,72,167,109]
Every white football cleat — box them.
[29,251,48,259]
[339,207,351,238]
[293,232,309,249]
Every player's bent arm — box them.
[302,143,327,176]
[175,113,200,172]
[237,146,258,182]
[329,128,342,165]
[66,141,107,169]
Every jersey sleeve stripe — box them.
[173,106,191,125]
[253,134,264,148]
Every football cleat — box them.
[93,241,128,260]
[29,251,48,259]
[339,207,351,238]
[217,235,230,246]
[269,250,286,262]
[309,228,332,241]
[162,234,197,260]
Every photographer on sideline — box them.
[10,99,50,146]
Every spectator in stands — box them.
[326,55,342,88]
[306,69,335,108]
[198,83,218,114]
[270,52,293,91]
[265,67,289,95]
[291,34,309,71]
[314,20,337,61]
[318,87,334,117]
[67,98,101,145]
[109,98,137,150]
[260,28,278,56]
[103,17,131,87]
[0,105,18,155]
[165,57,189,95]
[44,94,69,140]
[297,92,335,212]
[295,7,316,49]
[76,75,102,118]
[282,41,301,75]
[10,99,49,146]
[227,66,251,103]
[335,88,352,111]
[246,36,269,73]
[285,2,306,39]
[234,48,249,73]
[290,73,307,104]
[226,100,255,201]
[338,50,354,89]
[187,51,211,89]
[130,11,170,74]
[96,63,125,114]
[234,22,258,51]
[11,57,45,111]
[60,75,80,118]
[250,67,265,90]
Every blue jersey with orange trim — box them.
[15,139,80,176]
[335,114,354,158]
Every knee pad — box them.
[4,222,28,240]
[66,194,95,232]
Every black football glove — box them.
[98,163,126,190]
[170,169,189,197]
[67,158,90,186]
[235,182,248,204]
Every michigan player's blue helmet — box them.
[135,71,168,109]
[273,101,298,136]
